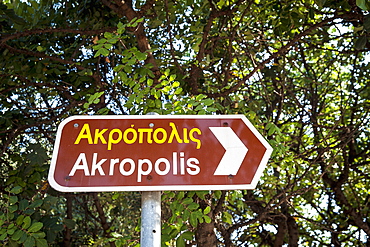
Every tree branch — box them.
[2,43,86,71]
[91,192,115,246]
[101,0,160,83]
[206,13,349,98]
[0,27,116,44]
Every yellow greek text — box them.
[73,122,202,150]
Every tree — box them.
[0,0,369,246]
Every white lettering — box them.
[69,153,90,176]
[155,158,170,175]
[186,158,200,175]
[180,152,185,175]
[172,152,178,175]
[119,158,135,176]
[68,152,201,181]
[109,158,120,175]
[91,153,107,176]
[137,159,152,182]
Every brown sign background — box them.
[48,115,272,192]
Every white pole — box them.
[140,112,161,247]
[140,191,161,246]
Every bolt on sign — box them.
[48,115,273,192]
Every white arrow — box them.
[209,127,248,176]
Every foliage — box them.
[0,0,369,246]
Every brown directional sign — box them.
[48,115,272,192]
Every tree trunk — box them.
[196,220,217,247]
[63,194,73,247]
[91,193,115,247]
[195,196,217,246]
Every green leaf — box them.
[92,44,103,50]
[22,216,31,230]
[95,47,110,57]
[96,38,107,44]
[182,197,193,204]
[203,206,211,215]
[19,231,28,243]
[196,94,207,101]
[222,211,233,224]
[35,238,48,247]
[189,212,198,228]
[11,229,23,241]
[127,57,137,66]
[10,186,23,194]
[176,235,185,247]
[187,202,199,210]
[196,191,208,199]
[206,107,217,112]
[28,222,43,233]
[24,235,36,247]
[174,87,183,94]
[88,92,104,104]
[0,6,27,25]
[0,232,7,241]
[147,99,156,107]
[31,232,46,239]
[214,190,222,199]
[203,215,212,223]
[23,208,35,215]
[356,0,367,10]
[7,226,16,235]
[135,51,147,61]
[364,15,370,32]
[9,204,18,213]
[247,111,257,120]
[181,231,194,240]
[147,78,154,86]
[355,36,367,50]
[174,191,183,200]
[197,109,206,115]
[9,196,18,204]
[176,231,193,247]
[176,203,185,212]
[9,239,18,247]
[127,17,144,27]
[195,104,204,111]
[63,219,76,229]
[41,196,57,211]
[172,81,180,87]
[28,199,43,209]
[103,43,113,49]
[111,232,123,238]
[117,21,125,34]
[16,215,25,226]
[104,32,113,39]
[169,74,177,81]
[202,98,214,106]
[268,124,277,136]
[183,209,190,221]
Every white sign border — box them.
[48,115,273,192]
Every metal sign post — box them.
[140,191,161,246]
[141,113,161,247]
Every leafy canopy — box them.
[0,0,369,246]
